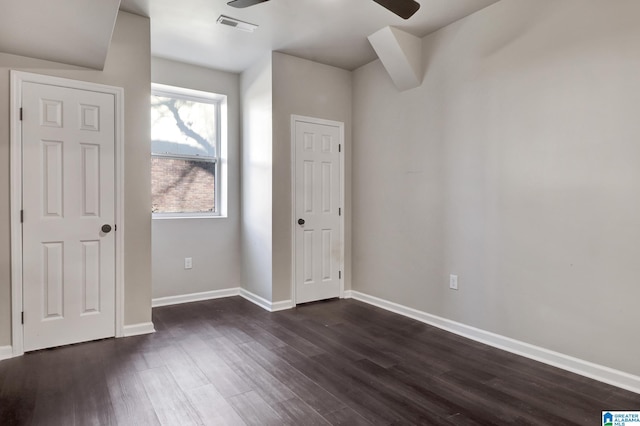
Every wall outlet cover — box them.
[449,274,458,290]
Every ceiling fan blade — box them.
[372,0,420,19]
[227,0,270,8]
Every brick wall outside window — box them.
[151,157,215,213]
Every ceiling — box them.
[0,0,120,69]
[120,0,499,73]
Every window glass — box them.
[151,88,221,216]
[151,157,216,214]
[151,95,217,157]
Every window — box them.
[151,84,226,217]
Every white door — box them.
[293,117,344,304]
[22,81,116,351]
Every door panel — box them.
[22,82,116,352]
[294,119,343,304]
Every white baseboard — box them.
[150,287,294,313]
[271,299,295,312]
[152,288,241,307]
[122,322,156,337]
[0,345,13,361]
[348,290,640,395]
[239,289,294,312]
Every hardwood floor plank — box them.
[251,319,327,357]
[107,343,160,423]
[605,387,640,408]
[206,337,296,405]
[156,344,209,392]
[236,320,288,349]
[272,346,405,425]
[272,315,367,363]
[239,341,346,415]
[179,334,252,398]
[227,390,284,426]
[138,366,203,426]
[29,394,76,426]
[0,358,38,426]
[0,296,637,426]
[310,352,455,425]
[122,350,158,372]
[29,352,77,426]
[289,315,398,367]
[71,360,117,426]
[321,406,376,426]
[185,384,247,426]
[329,315,451,375]
[485,375,605,425]
[442,369,583,425]
[106,364,160,426]
[274,397,331,425]
[216,323,256,345]
[352,357,470,421]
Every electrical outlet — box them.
[184,257,193,269]
[449,274,458,290]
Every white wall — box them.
[0,11,152,345]
[271,52,352,302]
[240,56,274,301]
[151,57,241,299]
[240,52,352,304]
[352,0,640,376]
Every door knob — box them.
[101,224,112,233]
[297,218,305,225]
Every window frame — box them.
[151,83,227,219]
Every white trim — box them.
[239,289,272,311]
[152,83,227,104]
[10,71,126,352]
[290,115,345,305]
[122,322,156,337]
[150,83,227,219]
[152,288,294,312]
[152,215,228,220]
[271,299,296,312]
[0,346,13,361]
[349,290,640,395]
[114,76,126,339]
[239,289,294,312]
[152,288,241,307]
[10,72,24,357]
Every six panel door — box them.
[294,119,343,304]
[22,82,116,351]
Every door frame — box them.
[290,115,345,305]
[10,71,125,356]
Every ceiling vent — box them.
[216,15,258,32]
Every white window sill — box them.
[152,214,227,220]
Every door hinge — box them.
[21,312,24,324]
[339,207,341,216]
[19,108,23,121]
[338,144,341,153]
[339,271,342,279]
[20,210,24,223]
[114,224,117,231]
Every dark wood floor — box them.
[0,297,638,425]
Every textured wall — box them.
[271,52,353,302]
[151,57,241,300]
[352,0,640,376]
[0,11,152,347]
[240,56,274,301]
